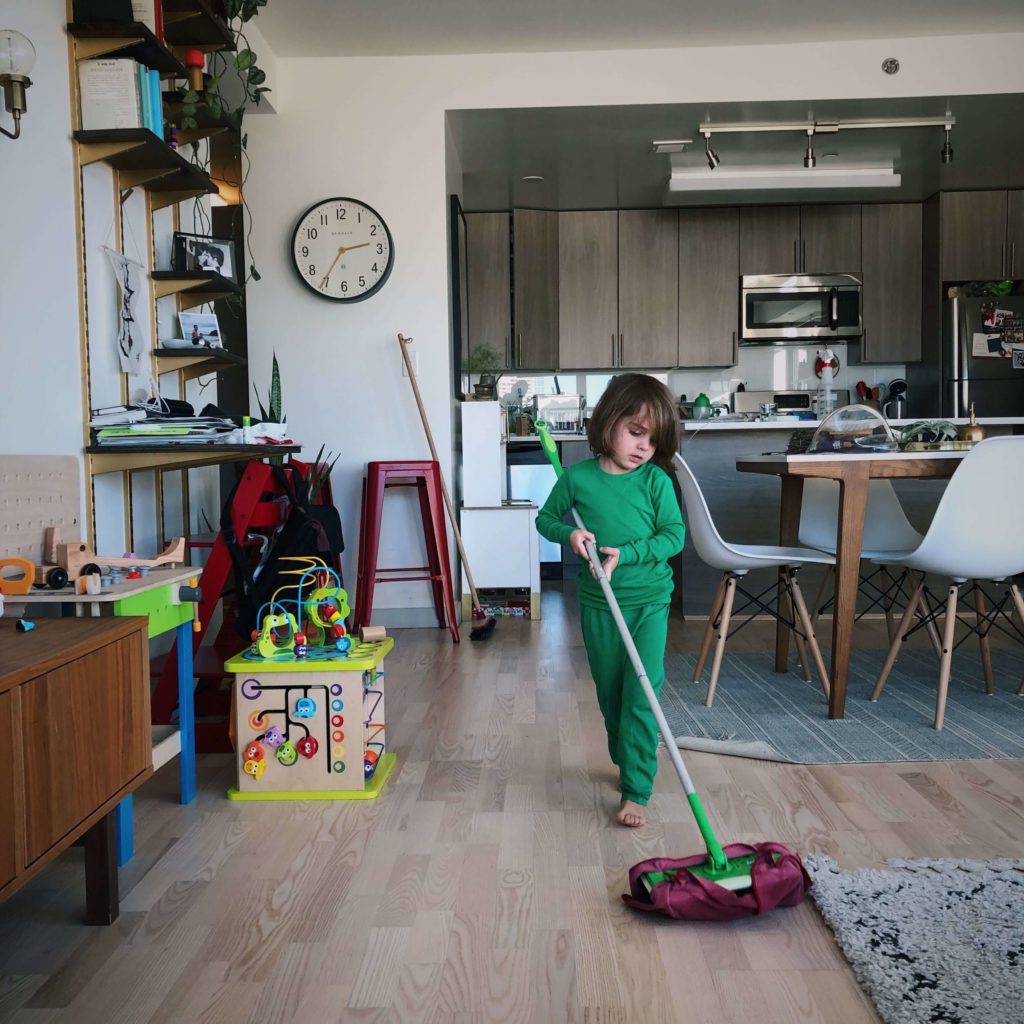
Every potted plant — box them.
[466,344,503,398]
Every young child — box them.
[537,374,684,828]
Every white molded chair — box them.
[798,478,934,647]
[869,436,1024,729]
[674,453,836,707]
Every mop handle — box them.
[536,422,727,868]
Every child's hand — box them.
[569,528,595,559]
[589,546,620,582]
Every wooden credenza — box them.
[0,616,152,924]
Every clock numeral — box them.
[357,211,362,223]
[376,243,384,254]
[307,228,318,239]
[300,246,309,257]
[319,213,328,225]
[308,264,316,275]
[370,225,377,236]
[358,275,366,287]
[372,263,379,272]
[336,208,346,220]
[340,281,349,293]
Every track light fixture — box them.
[696,115,956,169]
[803,131,816,169]
[941,127,954,164]
[704,133,719,170]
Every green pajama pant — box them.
[580,601,670,806]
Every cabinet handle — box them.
[611,333,617,366]
[801,239,806,273]
[1001,243,1006,277]
[731,330,737,362]
[505,335,510,367]
[619,334,624,366]
[1012,243,1017,278]
[517,333,522,368]
[794,239,798,273]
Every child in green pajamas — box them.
[537,374,684,828]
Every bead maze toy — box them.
[225,557,394,800]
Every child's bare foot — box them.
[615,800,647,828]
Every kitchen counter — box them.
[681,415,1024,431]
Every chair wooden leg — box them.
[809,565,833,637]
[705,575,737,708]
[934,584,960,730]
[915,572,943,659]
[789,571,812,681]
[880,566,898,645]
[695,575,727,682]
[975,584,994,695]
[790,572,831,700]
[1008,584,1024,696]
[871,578,925,701]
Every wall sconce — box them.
[0,29,35,141]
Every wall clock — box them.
[290,197,394,302]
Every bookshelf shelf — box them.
[151,270,242,308]
[153,346,247,380]
[68,22,187,77]
[162,93,240,146]
[162,0,236,52]
[87,445,299,476]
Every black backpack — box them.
[221,464,344,641]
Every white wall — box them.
[0,1,81,459]
[244,32,1024,616]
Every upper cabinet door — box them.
[513,209,559,371]
[617,210,678,368]
[739,206,801,275]
[466,213,512,370]
[940,191,1008,281]
[1005,191,1024,279]
[558,211,618,369]
[860,203,922,364]
[800,204,861,274]
[678,207,739,368]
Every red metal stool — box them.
[354,460,460,642]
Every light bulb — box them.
[0,30,35,77]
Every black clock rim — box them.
[290,197,395,303]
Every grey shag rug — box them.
[662,648,1024,763]
[806,856,1024,1024]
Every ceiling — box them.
[256,0,1024,57]
[451,94,1024,210]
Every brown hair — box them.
[587,373,679,471]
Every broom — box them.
[398,334,496,641]
[536,419,756,891]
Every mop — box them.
[536,421,811,921]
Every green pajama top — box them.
[536,458,685,608]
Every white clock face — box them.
[291,197,394,302]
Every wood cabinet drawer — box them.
[21,631,149,865]
[0,691,17,889]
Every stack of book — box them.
[89,404,147,427]
[78,57,164,135]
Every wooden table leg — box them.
[84,810,118,925]
[829,465,870,719]
[775,476,804,672]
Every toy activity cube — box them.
[225,637,394,800]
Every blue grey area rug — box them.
[806,856,1024,1024]
[662,648,1024,763]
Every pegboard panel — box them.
[0,455,82,562]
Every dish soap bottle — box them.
[957,403,985,444]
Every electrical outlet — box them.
[402,351,418,377]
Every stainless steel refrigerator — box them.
[909,294,1024,418]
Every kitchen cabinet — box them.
[513,208,559,370]
[558,211,618,369]
[0,691,15,890]
[740,204,861,275]
[678,207,739,367]
[860,203,923,363]
[466,212,512,370]
[940,190,1024,280]
[617,210,679,367]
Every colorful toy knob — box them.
[296,736,318,759]
[243,741,264,761]
[294,696,316,718]
[276,741,298,766]
[243,757,266,779]
[184,49,205,91]
[364,750,379,779]
[335,636,351,653]
[263,725,284,748]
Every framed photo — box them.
[172,232,237,283]
[177,311,223,349]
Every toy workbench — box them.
[224,637,394,800]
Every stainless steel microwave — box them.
[740,274,862,345]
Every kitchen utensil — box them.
[957,402,986,443]
[758,402,777,421]
[855,380,869,401]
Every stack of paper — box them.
[93,417,239,447]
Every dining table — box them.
[735,450,966,719]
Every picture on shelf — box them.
[178,311,223,349]
[172,232,237,283]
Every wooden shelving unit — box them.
[153,344,246,380]
[162,92,240,146]
[151,270,241,308]
[161,0,236,51]
[67,21,187,76]
[87,444,300,475]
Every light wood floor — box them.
[3,590,1024,1023]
